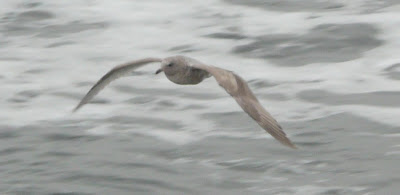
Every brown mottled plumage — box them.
[73,55,296,149]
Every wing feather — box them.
[193,64,296,148]
[73,58,161,112]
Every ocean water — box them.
[0,0,400,194]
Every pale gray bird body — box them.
[74,55,296,149]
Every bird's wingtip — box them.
[279,137,297,149]
[285,141,298,149]
[72,105,81,113]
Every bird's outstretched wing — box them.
[73,58,161,112]
[193,63,296,149]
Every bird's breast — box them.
[166,69,210,85]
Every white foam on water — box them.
[85,124,113,136]
[127,129,200,145]
[385,151,400,156]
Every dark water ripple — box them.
[298,90,400,107]
[225,0,344,12]
[0,147,29,155]
[60,172,192,193]
[384,63,400,80]
[205,32,247,40]
[225,0,399,12]
[0,7,107,38]
[110,162,179,174]
[0,130,19,140]
[233,23,382,66]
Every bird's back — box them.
[165,56,211,85]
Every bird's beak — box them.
[155,68,163,75]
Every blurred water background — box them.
[0,0,400,194]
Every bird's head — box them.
[155,56,187,76]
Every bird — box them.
[73,55,296,149]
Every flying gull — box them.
[73,55,296,149]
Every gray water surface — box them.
[0,0,399,194]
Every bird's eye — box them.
[167,63,173,67]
